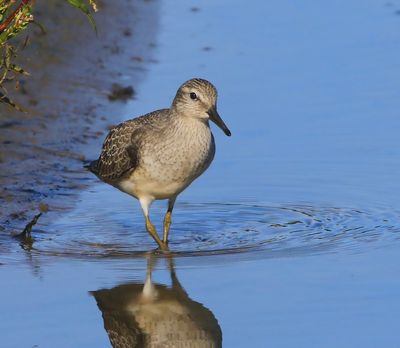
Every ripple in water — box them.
[25,203,400,259]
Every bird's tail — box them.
[84,159,99,175]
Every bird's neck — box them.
[168,109,211,139]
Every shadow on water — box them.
[91,254,222,347]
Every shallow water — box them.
[2,0,400,347]
[13,197,400,259]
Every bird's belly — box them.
[118,174,191,200]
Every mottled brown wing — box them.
[99,311,145,348]
[92,120,140,182]
[92,288,145,348]
[88,109,169,182]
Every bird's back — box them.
[92,283,222,348]
[88,109,170,182]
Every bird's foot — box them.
[156,241,170,253]
[144,216,171,252]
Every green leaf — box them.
[66,0,97,34]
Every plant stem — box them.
[0,0,32,34]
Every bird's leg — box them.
[145,217,167,250]
[163,197,176,244]
[167,254,188,297]
[142,252,158,300]
[140,197,168,251]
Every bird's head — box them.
[171,78,231,136]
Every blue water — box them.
[2,0,400,347]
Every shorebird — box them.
[92,255,222,347]
[87,78,231,250]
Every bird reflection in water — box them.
[91,254,222,347]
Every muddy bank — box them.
[0,0,160,234]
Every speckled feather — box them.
[89,110,169,182]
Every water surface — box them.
[2,0,400,347]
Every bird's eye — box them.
[190,92,197,100]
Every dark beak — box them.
[207,107,231,136]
